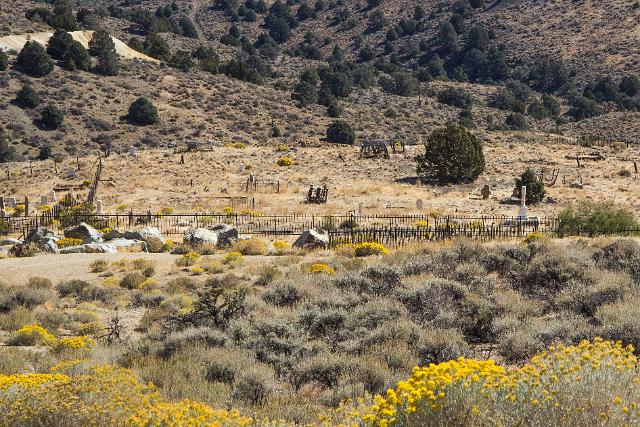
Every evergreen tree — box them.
[0,51,7,71]
[41,105,64,130]
[61,41,91,71]
[515,169,546,204]
[0,131,15,163]
[15,84,40,109]
[89,29,115,56]
[47,28,74,60]
[326,120,355,144]
[128,37,145,53]
[438,22,459,55]
[144,34,170,60]
[127,97,158,125]
[95,50,120,76]
[466,24,489,51]
[179,16,198,38]
[17,41,54,77]
[50,0,78,30]
[416,123,485,183]
[292,81,317,107]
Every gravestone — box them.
[50,190,57,203]
[129,146,137,156]
[0,209,5,218]
[96,200,103,214]
[358,202,363,215]
[66,168,76,178]
[480,185,491,200]
[416,199,423,210]
[40,195,48,205]
[517,186,527,218]
[5,197,16,208]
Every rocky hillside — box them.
[0,0,638,161]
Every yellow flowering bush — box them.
[304,263,336,275]
[223,251,245,265]
[276,144,289,152]
[277,157,293,167]
[334,339,640,426]
[56,238,84,248]
[414,220,429,228]
[52,336,97,353]
[0,365,252,426]
[191,266,205,275]
[39,205,52,212]
[272,240,292,255]
[176,252,201,267]
[7,324,57,346]
[354,242,389,257]
[138,279,160,291]
[524,231,545,243]
[223,206,235,215]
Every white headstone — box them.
[518,186,527,218]
[96,200,103,214]
[40,195,48,205]
[416,199,424,210]
[50,190,57,202]
[5,197,16,208]
[129,146,137,156]
[358,202,363,215]
[239,164,246,173]
[66,168,76,178]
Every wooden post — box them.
[54,160,58,174]
[76,156,80,171]
[576,156,581,168]
[24,196,29,216]
[634,162,638,174]
[30,161,33,176]
[0,196,4,210]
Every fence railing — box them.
[1,212,638,248]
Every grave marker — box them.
[416,199,424,210]
[517,186,527,218]
[481,185,491,200]
[40,195,48,205]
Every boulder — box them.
[64,222,103,243]
[293,228,329,250]
[108,238,147,253]
[24,226,60,253]
[25,226,58,244]
[103,229,126,241]
[185,224,238,248]
[59,245,87,254]
[84,243,118,254]
[125,227,165,247]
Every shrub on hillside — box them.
[60,41,91,71]
[0,50,8,71]
[127,97,158,125]
[95,50,120,76]
[416,122,485,183]
[15,84,40,109]
[437,88,473,108]
[557,201,639,237]
[0,132,14,163]
[17,41,54,77]
[326,120,355,145]
[40,105,64,130]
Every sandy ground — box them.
[0,252,178,285]
[0,31,158,62]
[2,139,639,218]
